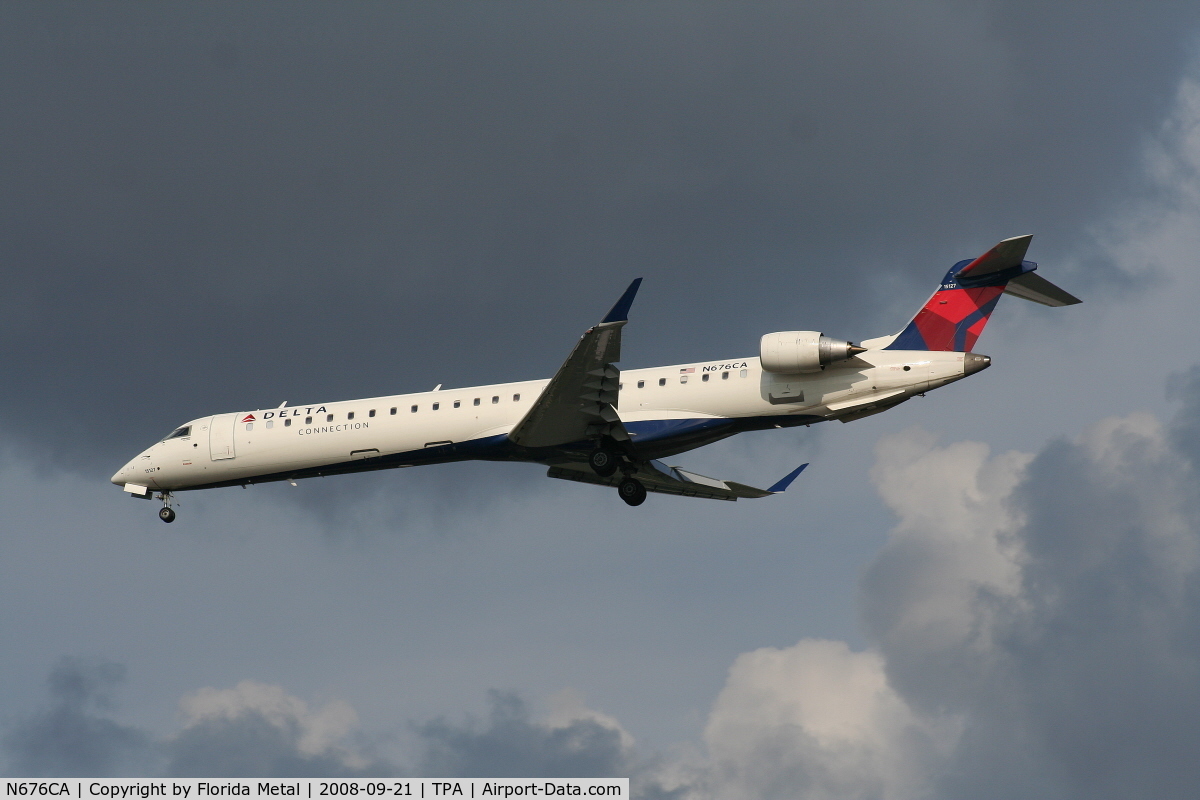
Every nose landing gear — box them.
[155,492,176,523]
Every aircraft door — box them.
[209,413,237,460]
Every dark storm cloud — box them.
[4,661,393,778]
[3,657,155,777]
[165,715,391,779]
[852,374,1200,799]
[414,691,685,798]
[1,2,1197,474]
[415,691,628,779]
[4,668,647,783]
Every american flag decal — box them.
[680,367,695,374]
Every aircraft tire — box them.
[159,507,176,523]
[589,447,619,477]
[618,477,647,507]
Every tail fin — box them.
[884,235,1079,352]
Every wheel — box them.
[589,447,619,477]
[159,507,176,523]
[618,477,647,507]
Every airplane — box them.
[112,235,1078,522]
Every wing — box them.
[547,460,808,501]
[507,279,642,449]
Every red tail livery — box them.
[885,235,1079,351]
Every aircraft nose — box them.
[111,461,136,486]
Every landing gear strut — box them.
[618,476,647,507]
[156,492,176,523]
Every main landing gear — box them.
[618,476,647,507]
[588,440,646,506]
[156,492,176,523]
[588,446,620,478]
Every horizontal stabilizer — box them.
[957,234,1033,279]
[1003,271,1081,306]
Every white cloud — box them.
[866,428,1031,656]
[697,638,956,800]
[177,681,365,767]
[668,401,1200,798]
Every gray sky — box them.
[4,2,1200,797]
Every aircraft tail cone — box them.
[964,353,992,375]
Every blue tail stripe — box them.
[952,295,1002,351]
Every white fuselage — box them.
[111,349,974,493]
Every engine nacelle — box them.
[760,331,865,373]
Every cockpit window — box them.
[164,426,191,440]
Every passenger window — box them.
[454,400,461,408]
[390,407,397,415]
[266,420,274,429]
[680,375,688,384]
[492,396,499,404]
[411,406,418,413]
[740,369,748,378]
[513,393,520,402]
[369,409,376,418]
[245,423,254,431]
[347,412,355,420]
[305,416,312,424]
[637,380,644,389]
[658,378,666,386]
[433,402,440,410]
[702,374,709,382]
[722,371,729,380]
[619,383,623,390]
[327,414,334,422]
[284,419,292,427]
[473,398,480,406]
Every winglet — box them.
[768,463,809,493]
[600,278,643,324]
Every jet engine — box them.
[759,331,866,373]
